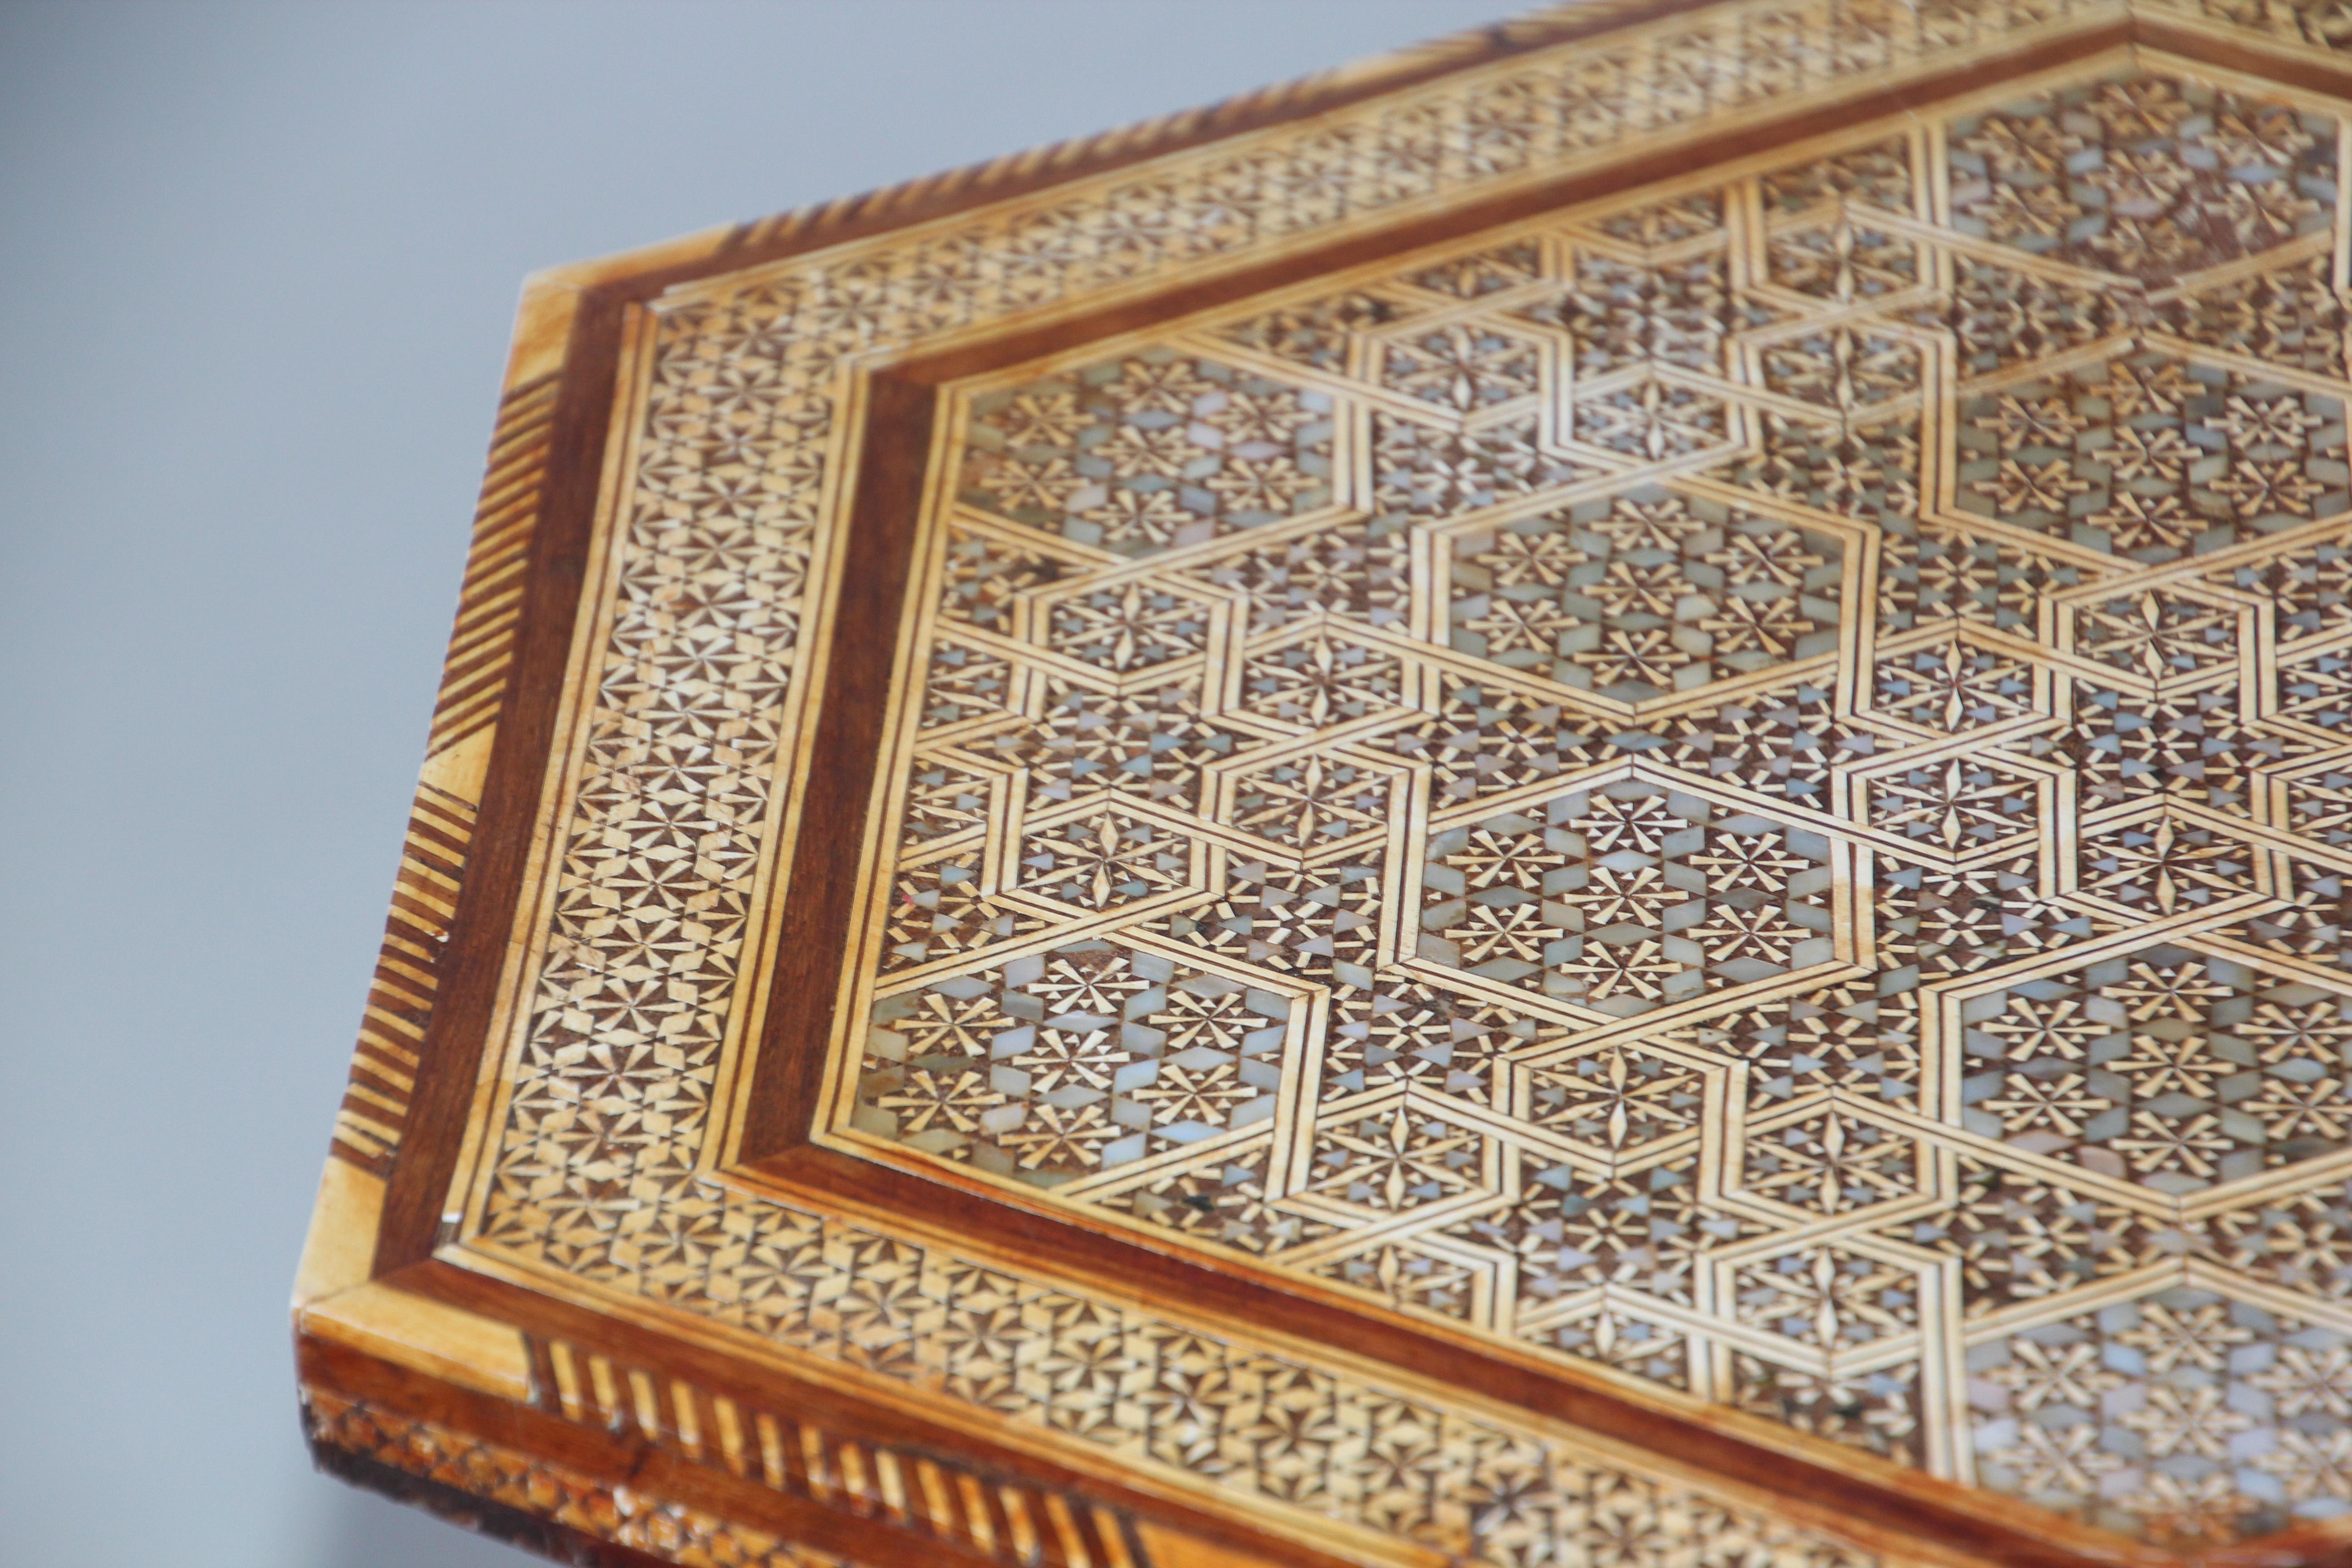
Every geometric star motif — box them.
[1733,1107,1922,1218]
[1416,778,1840,1014]
[2073,808,2263,918]
[959,349,1336,558]
[1962,943,2352,1196]
[1569,373,1739,462]
[1750,321,1925,417]
[2062,587,2246,689]
[1858,750,2047,859]
[1039,579,1221,672]
[1950,346,2350,564]
[1947,71,2338,284]
[856,942,1293,1184]
[1725,1243,1923,1350]
[1217,748,1403,853]
[1447,484,1848,703]
[1519,1039,1710,1171]
[1969,1285,2352,1545]
[1376,323,1542,411]
[1868,632,2043,733]
[1297,1102,1498,1215]
[1016,805,1200,912]
[804,58,2352,1551]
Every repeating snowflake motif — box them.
[470,32,2352,1566]
[1970,1288,2352,1544]
[2063,587,2245,687]
[1377,323,1544,411]
[1521,1040,1708,1167]
[1416,779,1839,1014]
[959,350,1336,557]
[857,943,1293,1184]
[1447,485,1848,702]
[1737,1108,1923,1217]
[1513,247,1781,377]
[1323,976,1562,1101]
[1869,634,2042,732]
[1017,807,1198,912]
[1947,72,2338,281]
[1962,945,2352,1195]
[1951,348,2351,563]
[1861,751,2045,857]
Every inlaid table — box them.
[294,2,2352,1563]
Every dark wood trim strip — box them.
[373,290,631,1270]
[735,374,939,1158]
[2133,7,2352,102]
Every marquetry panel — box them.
[805,63,2352,1549]
[303,3,2352,1567]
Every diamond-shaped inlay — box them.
[2062,586,2247,689]
[1570,373,1739,461]
[1035,578,1223,672]
[1520,1039,1710,1169]
[1725,1242,1924,1350]
[1376,322,1543,411]
[2074,808,2262,917]
[1217,748,1402,853]
[1749,321,1925,415]
[1765,216,1923,304]
[1869,632,2042,732]
[1016,805,1201,912]
[1298,1100,1499,1215]
[1859,750,2046,859]
[1735,1106,1923,1217]
[1230,627,1408,729]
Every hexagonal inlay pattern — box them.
[809,60,2352,1551]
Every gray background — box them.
[0,3,1515,1564]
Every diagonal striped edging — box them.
[328,371,558,1175]
[430,372,559,755]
